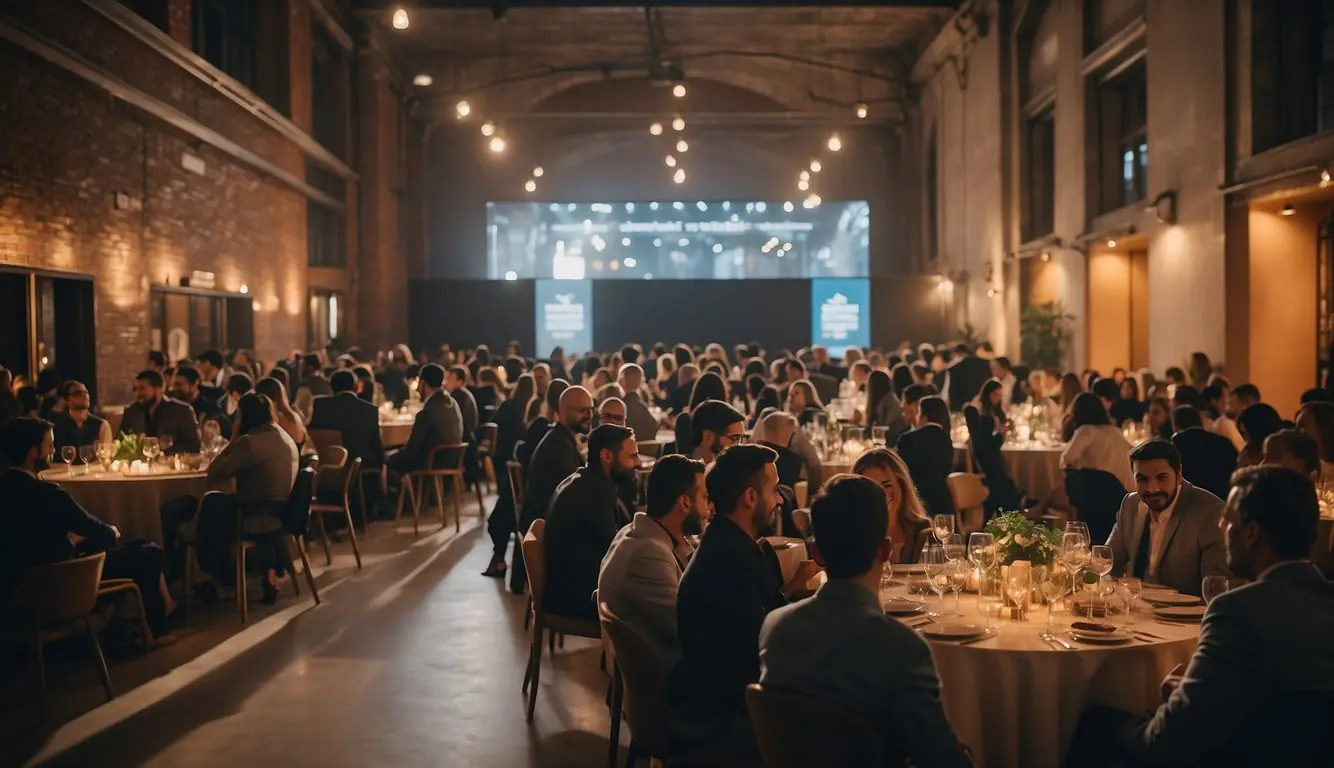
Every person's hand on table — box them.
[1160,663,1187,701]
[782,559,824,599]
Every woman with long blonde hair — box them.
[852,447,930,563]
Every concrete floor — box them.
[4,501,620,768]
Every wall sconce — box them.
[1146,190,1177,225]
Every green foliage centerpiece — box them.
[984,511,1062,567]
[113,433,142,463]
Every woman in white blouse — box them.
[1061,392,1134,492]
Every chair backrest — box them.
[793,480,809,508]
[427,443,468,472]
[477,422,498,454]
[1064,467,1124,545]
[599,602,670,758]
[283,466,317,535]
[790,508,812,538]
[521,518,547,611]
[507,460,526,509]
[308,428,343,456]
[745,683,887,768]
[339,457,363,501]
[318,444,349,472]
[11,553,106,626]
[947,472,988,532]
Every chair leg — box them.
[183,545,195,614]
[344,506,362,569]
[237,544,248,624]
[286,538,302,598]
[434,476,447,530]
[294,535,321,605]
[394,476,408,522]
[523,596,532,631]
[558,632,565,649]
[452,476,463,533]
[607,663,624,768]
[314,510,332,566]
[32,628,47,724]
[526,617,544,722]
[473,475,485,517]
[84,616,114,702]
[408,477,421,537]
[357,476,369,532]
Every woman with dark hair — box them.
[481,372,536,577]
[502,356,526,387]
[1061,392,1134,491]
[1236,402,1286,469]
[352,365,377,404]
[744,373,767,407]
[16,386,41,418]
[674,371,729,454]
[748,385,782,429]
[1188,351,1213,387]
[1111,376,1147,425]
[195,392,299,605]
[474,367,503,414]
[890,363,915,398]
[785,379,824,426]
[1146,397,1174,441]
[1297,402,1334,479]
[1164,366,1187,397]
[1059,373,1084,441]
[548,346,569,382]
[254,377,306,448]
[266,366,292,397]
[866,369,910,443]
[672,344,694,368]
[743,358,768,382]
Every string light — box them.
[412,74,433,87]
[799,170,810,181]
[676,140,689,153]
[798,179,809,191]
[810,160,822,172]
[665,155,677,167]
[673,168,686,184]
[489,136,506,153]
[391,7,409,29]
[855,102,868,119]
[783,201,794,212]
[672,84,687,98]
[532,166,544,177]
[455,100,471,118]
[672,116,686,131]
[827,134,842,152]
[524,179,536,193]
[649,122,663,136]
[480,121,495,137]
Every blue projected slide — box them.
[535,279,593,358]
[810,279,871,354]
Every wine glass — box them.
[142,437,161,468]
[871,425,888,448]
[1117,577,1143,626]
[879,559,896,608]
[96,441,113,471]
[1037,565,1072,635]
[1006,567,1031,620]
[1201,575,1231,606]
[78,444,96,475]
[932,514,954,545]
[60,445,77,476]
[922,545,950,616]
[1087,545,1114,618]
[1065,521,1091,545]
[202,420,221,446]
[947,558,969,614]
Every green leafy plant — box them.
[113,433,141,462]
[1020,301,1074,370]
[984,511,1062,566]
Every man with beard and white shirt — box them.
[1105,438,1227,596]
[598,454,708,668]
[543,424,638,621]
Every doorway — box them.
[0,268,97,400]
[1086,245,1149,374]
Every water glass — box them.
[1201,575,1231,606]
[78,444,96,474]
[871,425,888,447]
[879,560,896,608]
[61,445,77,475]
[1037,566,1072,633]
[932,514,954,545]
[1117,577,1143,624]
[1006,567,1031,620]
[142,437,161,467]
[922,546,951,616]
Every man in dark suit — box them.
[1171,405,1238,501]
[119,369,201,453]
[811,344,848,382]
[445,365,479,438]
[942,343,991,412]
[510,384,591,593]
[0,417,175,643]
[309,370,384,471]
[1105,438,1226,597]
[543,424,637,620]
[170,366,227,434]
[387,364,462,476]
[294,353,334,420]
[895,395,957,518]
[1071,466,1334,767]
[669,444,823,759]
[617,363,660,442]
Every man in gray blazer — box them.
[387,364,462,475]
[119,369,201,453]
[1109,465,1334,766]
[1106,438,1226,596]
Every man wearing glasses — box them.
[52,381,111,454]
[689,399,747,465]
[597,397,627,428]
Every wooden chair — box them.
[790,508,812,538]
[520,518,601,722]
[793,480,809,508]
[396,443,469,535]
[311,456,363,569]
[745,683,887,768]
[507,460,532,631]
[476,422,499,496]
[6,554,114,722]
[307,428,344,458]
[947,472,988,534]
[599,602,670,768]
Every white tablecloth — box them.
[885,584,1199,767]
[40,467,210,545]
[380,421,413,447]
[955,442,1066,508]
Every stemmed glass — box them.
[1202,576,1231,606]
[1006,567,1031,620]
[878,559,896,608]
[1087,545,1114,618]
[1059,531,1090,611]
[932,514,954,547]
[1037,565,1072,634]
[968,532,997,625]
[922,545,950,616]
[60,445,77,476]
[160,434,174,454]
[95,441,113,471]
[142,437,161,469]
[1117,577,1143,625]
[78,444,96,475]
[871,426,888,448]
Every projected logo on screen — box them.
[535,280,592,357]
[811,279,870,352]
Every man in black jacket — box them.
[543,424,637,620]
[170,366,227,433]
[511,384,592,593]
[310,370,385,471]
[387,364,462,475]
[1171,406,1237,501]
[120,370,201,453]
[895,395,957,518]
[943,343,991,412]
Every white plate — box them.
[921,622,988,640]
[1071,628,1134,644]
[883,599,925,616]
[1154,605,1207,622]
[895,563,929,575]
[1142,591,1201,606]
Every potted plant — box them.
[1020,301,1073,370]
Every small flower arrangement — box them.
[113,433,142,463]
[984,511,1062,566]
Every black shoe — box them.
[481,558,507,578]
[261,581,279,605]
[193,581,219,605]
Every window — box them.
[1093,60,1147,213]
[192,0,255,90]
[1022,109,1056,241]
[307,163,347,268]
[1252,0,1334,152]
[926,131,939,262]
[311,19,347,159]
[120,0,168,32]
[309,290,344,350]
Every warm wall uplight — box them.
[855,102,868,119]
[239,284,249,294]
[672,116,686,131]
[1107,239,1117,248]
[987,287,998,298]
[649,122,663,136]
[412,74,433,87]
[665,155,676,167]
[938,278,954,293]
[827,134,842,152]
[455,100,471,118]
[391,7,409,29]
[524,179,536,193]
[1040,251,1051,262]
[1281,204,1297,216]
[672,84,687,98]
[532,166,544,177]
[489,136,506,153]
[480,121,495,137]
[673,168,686,184]
[676,140,688,153]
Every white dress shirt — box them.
[1061,424,1135,491]
[1137,493,1179,584]
[1212,414,1244,451]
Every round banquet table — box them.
[380,421,413,447]
[882,583,1200,768]
[40,467,211,545]
[955,442,1066,507]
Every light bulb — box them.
[391,7,409,29]
[455,99,471,118]
[489,136,506,153]
[676,140,688,153]
[665,155,676,167]
[672,83,686,98]
[810,160,822,173]
[827,134,842,152]
[799,170,810,181]
[783,201,794,212]
[649,122,663,136]
[412,74,433,87]
[855,102,868,119]
[524,179,536,193]
[987,287,998,298]
[672,116,685,131]
[532,166,544,178]
[673,168,686,184]
[239,284,249,294]
[480,121,495,137]
[798,180,809,191]
[1107,239,1117,248]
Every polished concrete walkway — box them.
[16,514,617,768]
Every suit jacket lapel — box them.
[1158,496,1187,566]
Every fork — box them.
[1038,631,1070,650]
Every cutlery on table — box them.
[1039,632,1072,650]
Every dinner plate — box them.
[1070,627,1134,644]
[883,599,925,616]
[921,622,988,640]
[894,563,929,575]
[1141,590,1201,606]
[1154,605,1207,622]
